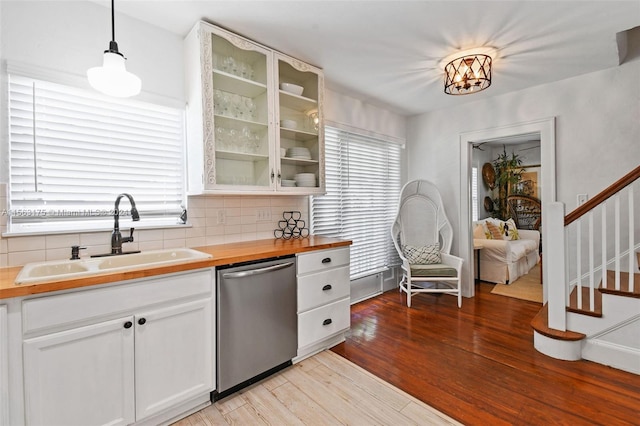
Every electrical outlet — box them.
[256,208,271,222]
[217,210,226,225]
[577,193,588,206]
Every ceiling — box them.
[102,0,640,116]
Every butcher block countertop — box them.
[0,236,352,300]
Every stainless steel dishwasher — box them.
[213,256,297,401]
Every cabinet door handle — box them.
[138,318,147,325]
[322,284,332,291]
[321,257,331,264]
[322,318,332,326]
[270,169,275,182]
[123,321,133,329]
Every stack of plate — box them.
[281,179,296,187]
[286,147,311,160]
[295,173,316,187]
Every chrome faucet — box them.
[111,193,140,254]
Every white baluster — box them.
[629,186,635,292]
[601,202,607,290]
[589,211,594,312]
[615,194,621,291]
[577,220,582,309]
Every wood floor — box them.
[173,350,460,425]
[331,283,640,426]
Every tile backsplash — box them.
[0,183,309,267]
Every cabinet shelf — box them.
[279,90,318,111]
[280,128,318,142]
[281,157,319,166]
[216,150,269,162]
[213,70,268,98]
[214,114,268,131]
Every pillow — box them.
[473,224,486,239]
[502,218,520,241]
[485,221,502,240]
[402,244,441,264]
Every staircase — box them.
[532,165,640,374]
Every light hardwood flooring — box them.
[173,350,461,425]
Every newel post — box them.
[546,202,567,330]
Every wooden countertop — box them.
[0,236,351,300]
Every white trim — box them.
[459,117,556,299]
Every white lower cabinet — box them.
[135,299,213,420]
[23,317,136,426]
[21,269,215,426]
[296,247,351,360]
[0,304,8,426]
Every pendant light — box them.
[87,0,141,97]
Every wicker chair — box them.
[507,194,541,231]
[390,180,464,307]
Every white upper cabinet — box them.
[184,21,325,194]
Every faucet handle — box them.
[70,245,86,260]
[128,228,135,242]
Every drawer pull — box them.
[322,318,332,326]
[138,318,147,325]
[123,321,133,329]
[321,257,332,264]
[322,284,332,291]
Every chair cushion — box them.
[402,244,441,264]
[410,264,458,277]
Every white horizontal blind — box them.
[311,126,402,278]
[8,74,185,229]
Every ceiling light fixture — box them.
[441,47,496,96]
[87,0,141,97]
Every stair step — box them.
[599,270,640,299]
[566,285,603,317]
[531,304,585,341]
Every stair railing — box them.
[546,165,640,331]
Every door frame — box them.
[459,117,556,299]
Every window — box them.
[311,126,402,279]
[7,73,185,234]
[472,166,478,221]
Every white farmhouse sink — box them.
[15,248,212,284]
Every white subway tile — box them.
[163,239,186,249]
[186,226,205,239]
[224,225,242,235]
[136,229,165,242]
[80,232,110,246]
[186,236,206,247]
[46,247,72,261]
[8,236,46,252]
[139,240,164,251]
[0,239,7,254]
[206,225,224,236]
[241,224,257,234]
[223,197,242,208]
[239,233,258,242]
[189,208,206,218]
[257,222,276,232]
[163,228,186,240]
[0,254,7,267]
[225,207,241,217]
[85,244,111,257]
[256,230,274,240]
[8,250,46,267]
[45,234,80,249]
[223,233,243,244]
[241,215,257,225]
[205,216,220,228]
[225,216,241,226]
[205,235,225,246]
[187,197,206,209]
[205,197,224,209]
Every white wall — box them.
[407,59,640,256]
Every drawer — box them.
[297,247,350,275]
[298,298,350,349]
[22,269,214,335]
[298,266,350,312]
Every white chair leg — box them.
[407,288,411,307]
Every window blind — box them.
[8,74,185,231]
[311,126,402,279]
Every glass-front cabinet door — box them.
[275,53,324,194]
[185,21,324,194]
[204,26,273,190]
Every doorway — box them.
[459,118,556,300]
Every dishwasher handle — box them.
[222,262,295,279]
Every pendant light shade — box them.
[87,0,141,97]
[444,54,492,95]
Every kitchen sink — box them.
[15,248,212,284]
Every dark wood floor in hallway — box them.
[331,283,640,426]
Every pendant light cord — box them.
[111,0,115,42]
